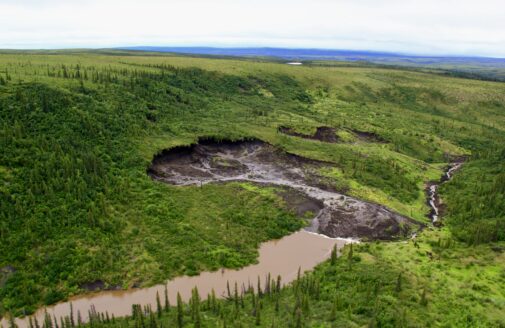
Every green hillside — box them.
[0,50,504,326]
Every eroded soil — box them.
[278,126,339,143]
[149,138,420,240]
[278,126,387,144]
[350,129,387,143]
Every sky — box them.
[1,0,504,57]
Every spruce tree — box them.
[348,243,354,270]
[156,291,162,318]
[164,285,170,313]
[69,303,75,328]
[176,292,183,328]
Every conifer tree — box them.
[164,286,170,313]
[156,291,162,318]
[348,243,354,270]
[44,310,52,328]
[331,245,338,265]
[257,276,263,298]
[176,292,183,328]
[69,304,75,328]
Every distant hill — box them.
[121,46,505,81]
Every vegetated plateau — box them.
[0,50,504,327]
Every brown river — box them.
[3,231,350,328]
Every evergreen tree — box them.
[331,245,338,265]
[43,310,53,328]
[156,291,162,318]
[348,243,354,270]
[164,286,170,313]
[176,293,184,328]
[69,303,75,328]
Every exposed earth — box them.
[148,138,421,240]
[278,126,339,143]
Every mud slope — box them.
[149,138,421,240]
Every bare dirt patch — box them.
[351,129,387,143]
[278,126,339,143]
[148,138,421,240]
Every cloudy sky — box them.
[1,0,504,57]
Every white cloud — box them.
[0,0,504,57]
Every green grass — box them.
[0,50,504,324]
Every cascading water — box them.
[427,159,465,224]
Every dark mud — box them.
[79,280,121,292]
[278,126,339,143]
[277,187,325,218]
[426,157,466,225]
[149,138,420,240]
[351,129,387,143]
[277,126,387,144]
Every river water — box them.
[3,231,349,328]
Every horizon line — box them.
[1,46,505,60]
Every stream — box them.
[427,160,464,224]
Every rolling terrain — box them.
[0,50,504,327]
[122,47,505,81]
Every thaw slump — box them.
[149,138,420,240]
[2,139,422,328]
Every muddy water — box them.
[3,231,348,328]
[149,139,418,239]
